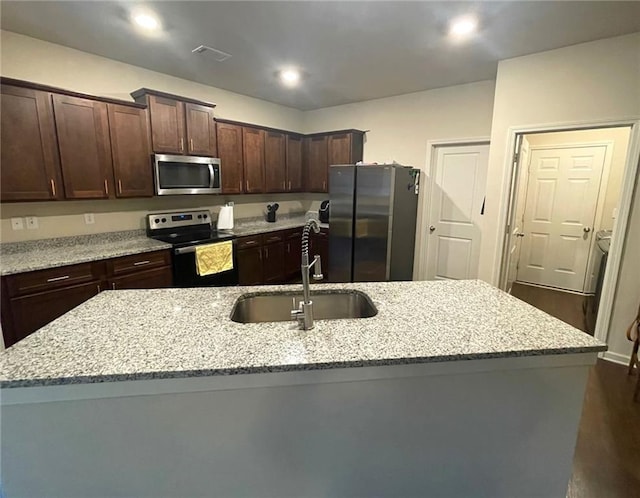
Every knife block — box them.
[266,211,276,223]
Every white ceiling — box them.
[2,1,639,110]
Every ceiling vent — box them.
[191,45,232,62]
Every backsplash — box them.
[0,193,326,243]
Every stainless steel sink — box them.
[230,290,378,324]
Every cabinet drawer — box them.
[5,262,98,297]
[262,232,284,245]
[285,228,303,240]
[107,250,171,276]
[108,266,173,290]
[237,235,262,250]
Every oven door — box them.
[154,154,221,195]
[172,242,238,287]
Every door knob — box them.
[516,233,525,238]
[429,225,436,232]
[583,227,592,233]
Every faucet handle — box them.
[312,255,323,280]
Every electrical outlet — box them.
[84,213,95,225]
[25,216,39,230]
[10,218,24,230]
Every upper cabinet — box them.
[265,131,286,193]
[107,104,153,198]
[216,121,244,194]
[53,95,114,199]
[306,130,365,193]
[286,134,303,193]
[0,78,153,202]
[0,84,61,201]
[131,88,217,157]
[243,127,265,194]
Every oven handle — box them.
[175,245,198,255]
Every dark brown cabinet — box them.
[265,131,286,193]
[306,131,364,193]
[107,104,153,198]
[310,228,329,280]
[1,250,172,347]
[216,122,244,194]
[0,84,61,202]
[284,229,303,279]
[263,242,285,283]
[185,102,217,156]
[52,94,113,199]
[131,88,217,157]
[147,94,186,154]
[237,246,263,286]
[243,127,265,193]
[286,134,304,193]
[306,135,329,192]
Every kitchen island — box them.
[0,280,605,497]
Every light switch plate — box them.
[25,216,39,229]
[84,213,95,225]
[11,218,24,230]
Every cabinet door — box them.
[185,103,216,156]
[216,122,244,194]
[284,232,302,278]
[8,280,101,346]
[263,242,285,283]
[328,133,353,165]
[0,85,61,201]
[286,134,303,193]
[265,131,286,193]
[306,135,328,192]
[243,127,265,193]
[109,266,172,290]
[53,95,113,199]
[148,95,186,154]
[238,247,263,285]
[107,104,153,198]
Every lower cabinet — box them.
[1,250,172,347]
[236,228,326,286]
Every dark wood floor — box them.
[567,359,640,498]
[512,282,588,332]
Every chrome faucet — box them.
[291,219,323,330]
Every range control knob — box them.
[154,218,160,224]
[197,214,202,219]
[161,218,167,223]
[203,214,208,219]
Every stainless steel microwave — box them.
[154,154,221,195]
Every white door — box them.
[425,143,489,280]
[505,137,531,293]
[517,145,607,292]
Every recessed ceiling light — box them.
[131,10,161,31]
[449,15,478,39]
[279,69,301,87]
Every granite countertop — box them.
[0,230,172,276]
[0,214,327,276]
[0,280,605,388]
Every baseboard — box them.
[601,350,631,366]
[513,281,591,297]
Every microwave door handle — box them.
[208,163,215,189]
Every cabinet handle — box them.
[246,180,250,191]
[190,138,194,152]
[239,180,242,192]
[180,138,184,152]
[259,248,263,261]
[244,240,257,246]
[50,179,57,197]
[104,179,109,195]
[97,284,101,293]
[47,275,70,283]
[118,179,122,195]
[288,180,291,191]
[282,181,285,190]
[133,260,150,266]
[323,181,327,190]
[265,247,269,258]
[112,282,116,290]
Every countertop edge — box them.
[0,344,607,389]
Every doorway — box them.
[423,142,489,280]
[502,126,632,334]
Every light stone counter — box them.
[0,215,326,276]
[0,280,605,388]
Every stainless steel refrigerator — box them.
[329,164,420,282]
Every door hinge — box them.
[513,151,519,164]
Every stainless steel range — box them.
[146,210,238,287]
